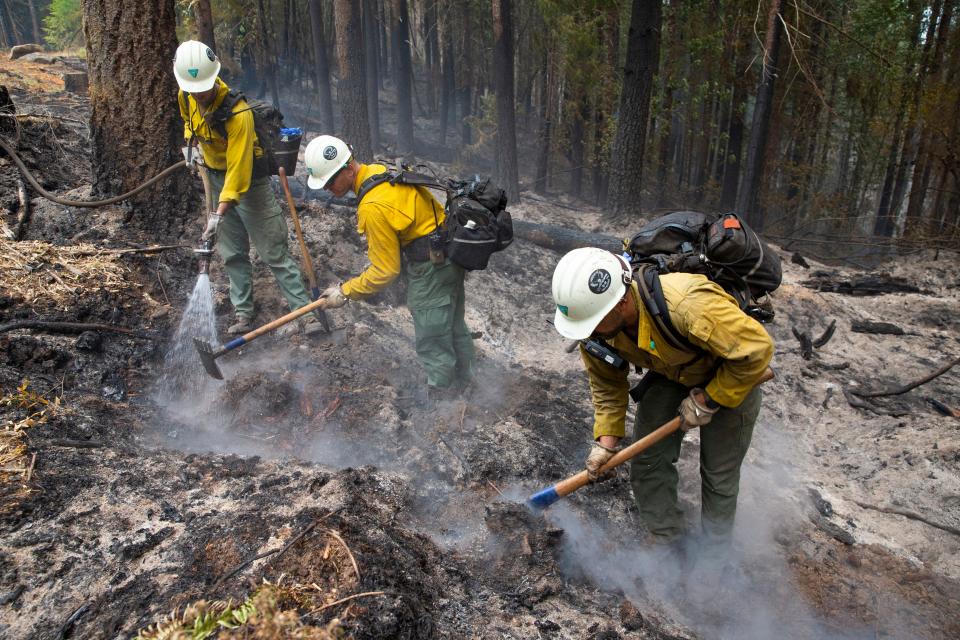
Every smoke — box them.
[544,417,876,640]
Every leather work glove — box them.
[585,441,621,481]
[321,283,348,309]
[201,212,222,241]
[679,387,719,431]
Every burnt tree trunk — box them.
[439,0,455,146]
[736,0,783,230]
[720,34,750,210]
[534,49,554,195]
[255,0,281,107]
[309,0,335,132]
[392,0,415,154]
[492,0,520,202]
[194,0,216,51]
[333,0,371,159]
[362,0,380,150]
[27,0,41,44]
[81,0,190,232]
[607,0,661,217]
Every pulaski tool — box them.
[529,367,775,509]
[278,166,329,333]
[193,297,333,380]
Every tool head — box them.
[194,239,215,275]
[193,337,223,380]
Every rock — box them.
[9,44,43,60]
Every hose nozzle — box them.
[194,238,214,274]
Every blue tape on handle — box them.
[311,287,321,301]
[528,486,560,509]
[224,337,246,350]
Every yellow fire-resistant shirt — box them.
[341,164,446,299]
[582,273,774,440]
[178,79,265,204]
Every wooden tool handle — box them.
[240,296,330,343]
[278,167,318,293]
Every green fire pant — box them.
[629,375,762,543]
[208,170,311,318]
[403,258,475,388]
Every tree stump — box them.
[9,44,44,60]
[62,72,89,95]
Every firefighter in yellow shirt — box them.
[303,135,475,399]
[551,247,774,544]
[173,40,317,335]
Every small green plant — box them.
[44,0,83,50]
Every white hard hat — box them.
[173,40,221,92]
[552,248,632,340]
[304,135,352,189]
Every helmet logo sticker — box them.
[557,304,569,316]
[323,145,338,160]
[588,269,612,294]
[188,68,199,78]
[206,48,216,62]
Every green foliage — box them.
[43,0,83,50]
[135,597,257,640]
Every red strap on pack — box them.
[723,216,741,230]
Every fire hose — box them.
[0,135,187,208]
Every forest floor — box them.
[1,57,959,639]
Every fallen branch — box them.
[326,528,360,582]
[852,355,960,398]
[853,500,960,538]
[927,398,960,418]
[851,320,905,336]
[211,519,321,590]
[47,438,104,449]
[77,244,188,256]
[6,177,29,240]
[55,603,90,640]
[310,591,387,614]
[842,389,910,417]
[0,321,145,337]
[812,320,837,348]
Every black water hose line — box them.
[0,135,187,208]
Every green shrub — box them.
[43,0,83,50]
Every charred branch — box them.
[853,355,960,398]
[801,272,924,296]
[0,321,150,337]
[792,319,835,360]
[512,219,621,254]
[842,388,911,417]
[851,320,906,335]
[853,500,960,538]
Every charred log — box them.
[801,272,924,296]
[512,219,622,254]
[851,320,905,335]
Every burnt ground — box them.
[2,56,960,639]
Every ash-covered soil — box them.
[2,59,960,639]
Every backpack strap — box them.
[356,171,397,204]
[635,265,698,354]
[206,89,245,139]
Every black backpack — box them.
[205,90,300,177]
[355,167,513,271]
[626,210,781,352]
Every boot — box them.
[227,315,254,335]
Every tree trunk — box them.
[81,0,190,233]
[333,0,372,159]
[534,63,552,195]
[491,0,520,202]
[457,0,472,148]
[308,0,335,132]
[27,0,41,44]
[569,98,586,199]
[736,0,783,230]
[362,0,380,150]
[194,0,216,51]
[607,0,662,217]
[439,0,455,146]
[3,0,21,46]
[392,0,415,154]
[255,0,281,107]
[656,85,673,206]
[424,0,440,116]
